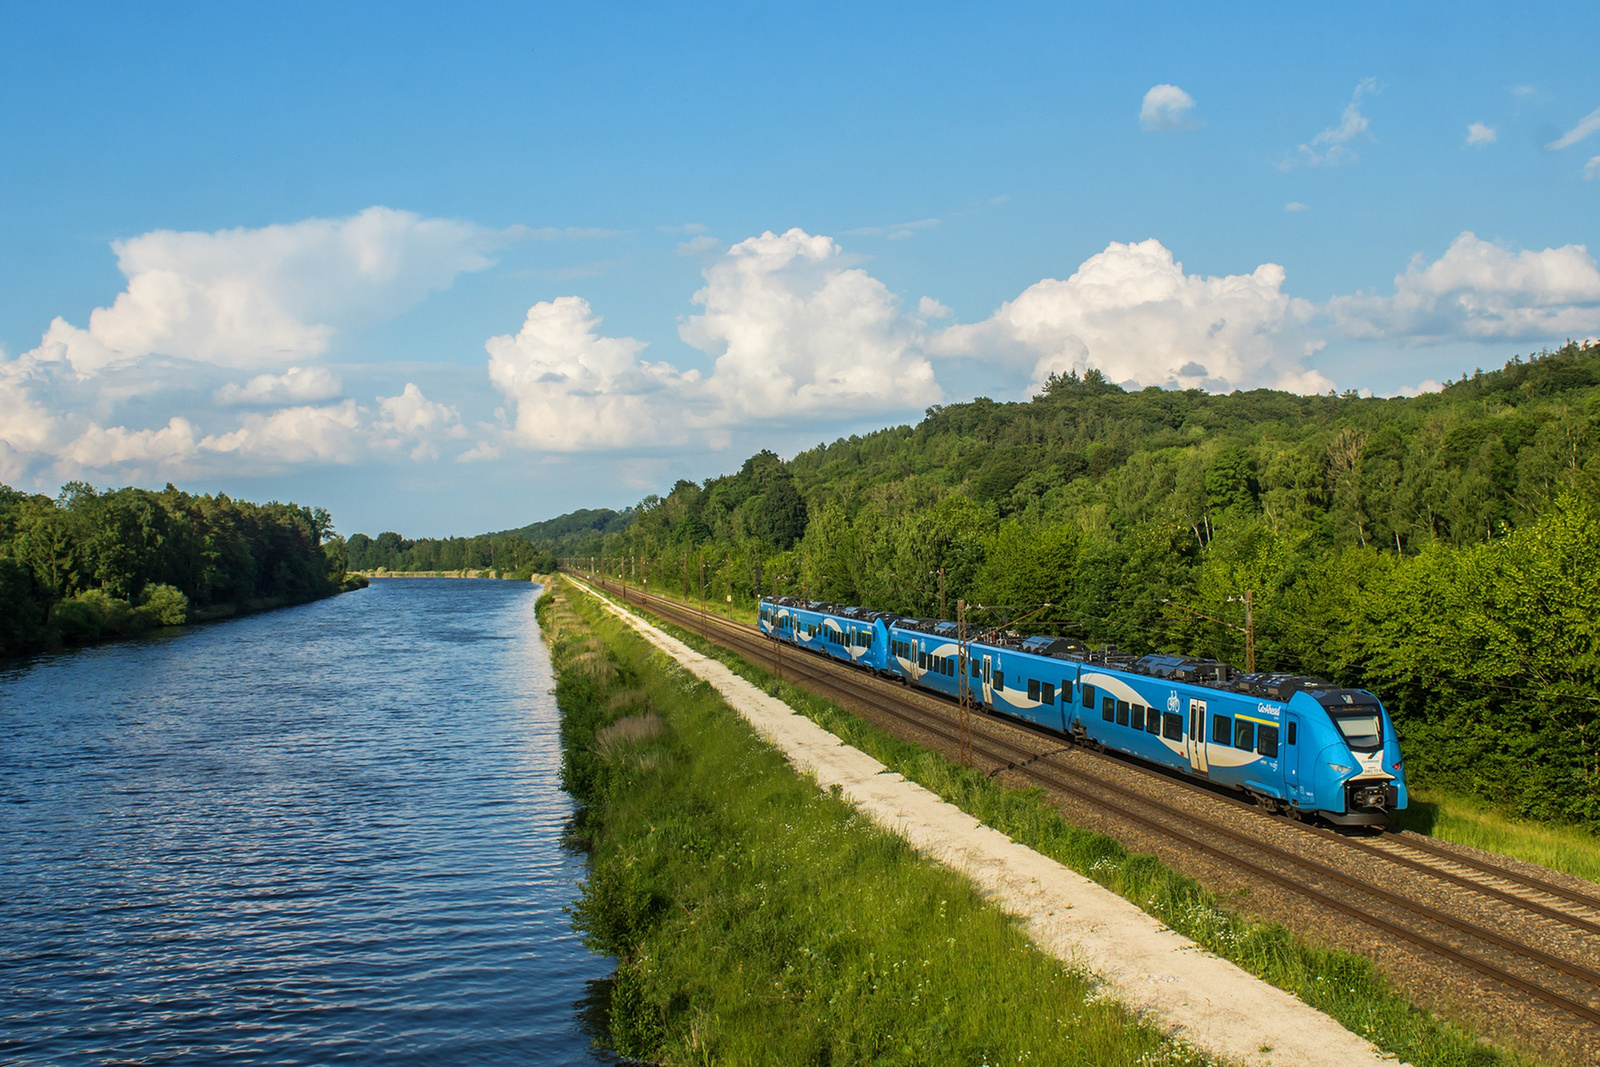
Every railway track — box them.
[565,572,1600,1036]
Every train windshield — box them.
[1330,706,1383,752]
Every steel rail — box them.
[569,573,1600,1028]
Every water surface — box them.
[1,578,612,1065]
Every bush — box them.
[51,596,103,644]
[137,583,189,626]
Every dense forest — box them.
[343,494,630,576]
[535,341,1600,829]
[345,530,556,576]
[0,482,356,656]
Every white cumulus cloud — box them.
[931,239,1330,394]
[374,383,464,461]
[1283,78,1378,168]
[1140,85,1197,131]
[1466,122,1497,146]
[681,228,940,422]
[486,296,701,452]
[1327,232,1600,342]
[1586,156,1600,181]
[484,229,942,452]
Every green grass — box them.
[580,580,1548,1067]
[1396,787,1600,885]
[542,581,1214,1066]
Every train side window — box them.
[971,660,980,679]
[1256,724,1279,758]
[1102,696,1115,722]
[1234,718,1255,752]
[1027,679,1039,701]
[1082,684,1096,709]
[918,652,926,669]
[1212,714,1231,747]
[1163,711,1183,740]
[1041,683,1055,705]
[993,670,1005,692]
[1286,721,1297,746]
[1145,707,1161,735]
[1130,703,1144,731]
[1115,700,1129,726]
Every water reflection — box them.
[0,579,614,1065]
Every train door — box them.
[1187,698,1208,773]
[982,654,992,705]
[1284,713,1302,794]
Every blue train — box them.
[758,596,1407,826]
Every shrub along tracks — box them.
[574,572,1600,1062]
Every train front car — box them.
[1287,688,1407,826]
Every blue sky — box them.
[2,2,1597,536]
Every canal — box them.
[0,578,613,1064]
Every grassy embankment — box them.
[578,579,1544,1067]
[1398,790,1600,884]
[541,579,1214,1066]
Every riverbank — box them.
[540,579,1218,1065]
[2,577,369,660]
[189,576,369,622]
[359,568,510,579]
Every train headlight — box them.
[1326,762,1353,775]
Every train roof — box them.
[766,596,898,623]
[762,596,1345,703]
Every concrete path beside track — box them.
[576,580,1407,1067]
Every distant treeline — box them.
[535,341,1600,829]
[346,530,555,577]
[492,506,634,546]
[0,481,356,657]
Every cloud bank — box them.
[0,207,491,482]
[7,210,1600,483]
[1327,232,1600,342]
